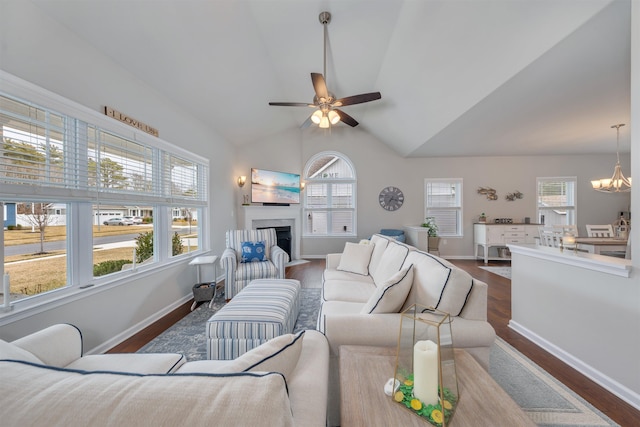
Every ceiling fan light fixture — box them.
[311,110,323,124]
[328,110,340,125]
[319,114,330,129]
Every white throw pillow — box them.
[0,339,44,364]
[215,331,305,381]
[337,242,374,276]
[371,243,411,286]
[361,265,414,314]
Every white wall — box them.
[0,1,236,349]
[237,126,631,258]
[510,251,639,408]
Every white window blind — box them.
[303,152,356,237]
[1,93,207,205]
[537,177,576,225]
[425,179,463,237]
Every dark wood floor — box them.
[108,258,639,426]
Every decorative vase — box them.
[428,236,440,253]
[393,304,459,426]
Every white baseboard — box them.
[87,294,192,355]
[509,320,640,411]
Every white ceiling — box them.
[31,0,631,158]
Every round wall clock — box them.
[379,186,404,211]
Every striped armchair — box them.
[220,229,289,299]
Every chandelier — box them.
[591,124,631,193]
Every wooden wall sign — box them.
[104,106,159,137]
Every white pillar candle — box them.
[3,273,10,308]
[413,339,439,405]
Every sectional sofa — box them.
[0,324,329,427]
[318,234,496,426]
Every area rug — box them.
[138,288,617,427]
[138,288,320,361]
[480,265,512,280]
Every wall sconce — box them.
[300,182,306,191]
[237,176,247,188]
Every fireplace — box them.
[257,225,292,260]
[241,206,301,261]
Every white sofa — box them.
[1,324,328,427]
[318,234,496,426]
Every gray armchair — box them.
[220,228,289,299]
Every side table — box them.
[189,255,218,311]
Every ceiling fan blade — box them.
[300,114,314,129]
[269,102,316,107]
[335,109,359,127]
[311,73,329,100]
[333,92,381,107]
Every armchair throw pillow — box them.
[241,240,267,263]
[337,242,374,276]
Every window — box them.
[1,74,208,307]
[303,152,356,236]
[537,177,576,226]
[424,178,463,237]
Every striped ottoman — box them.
[206,278,301,360]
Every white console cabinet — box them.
[474,223,539,264]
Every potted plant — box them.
[421,217,440,254]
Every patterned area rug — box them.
[138,288,320,361]
[138,287,617,427]
[480,265,512,279]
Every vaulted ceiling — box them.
[31,0,631,157]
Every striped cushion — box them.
[235,260,278,281]
[207,279,301,360]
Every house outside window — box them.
[537,177,576,226]
[425,178,463,237]
[303,152,356,237]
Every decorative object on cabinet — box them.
[505,191,523,201]
[479,213,487,223]
[477,187,498,200]
[591,124,631,193]
[242,195,250,205]
[379,186,404,211]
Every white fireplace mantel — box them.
[239,205,302,260]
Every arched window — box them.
[303,151,356,236]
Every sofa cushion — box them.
[0,360,294,427]
[0,339,43,364]
[66,353,186,374]
[402,251,474,316]
[371,241,411,287]
[240,240,267,262]
[322,278,376,303]
[337,242,374,276]
[368,234,390,277]
[361,265,414,314]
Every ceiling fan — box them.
[268,11,382,128]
